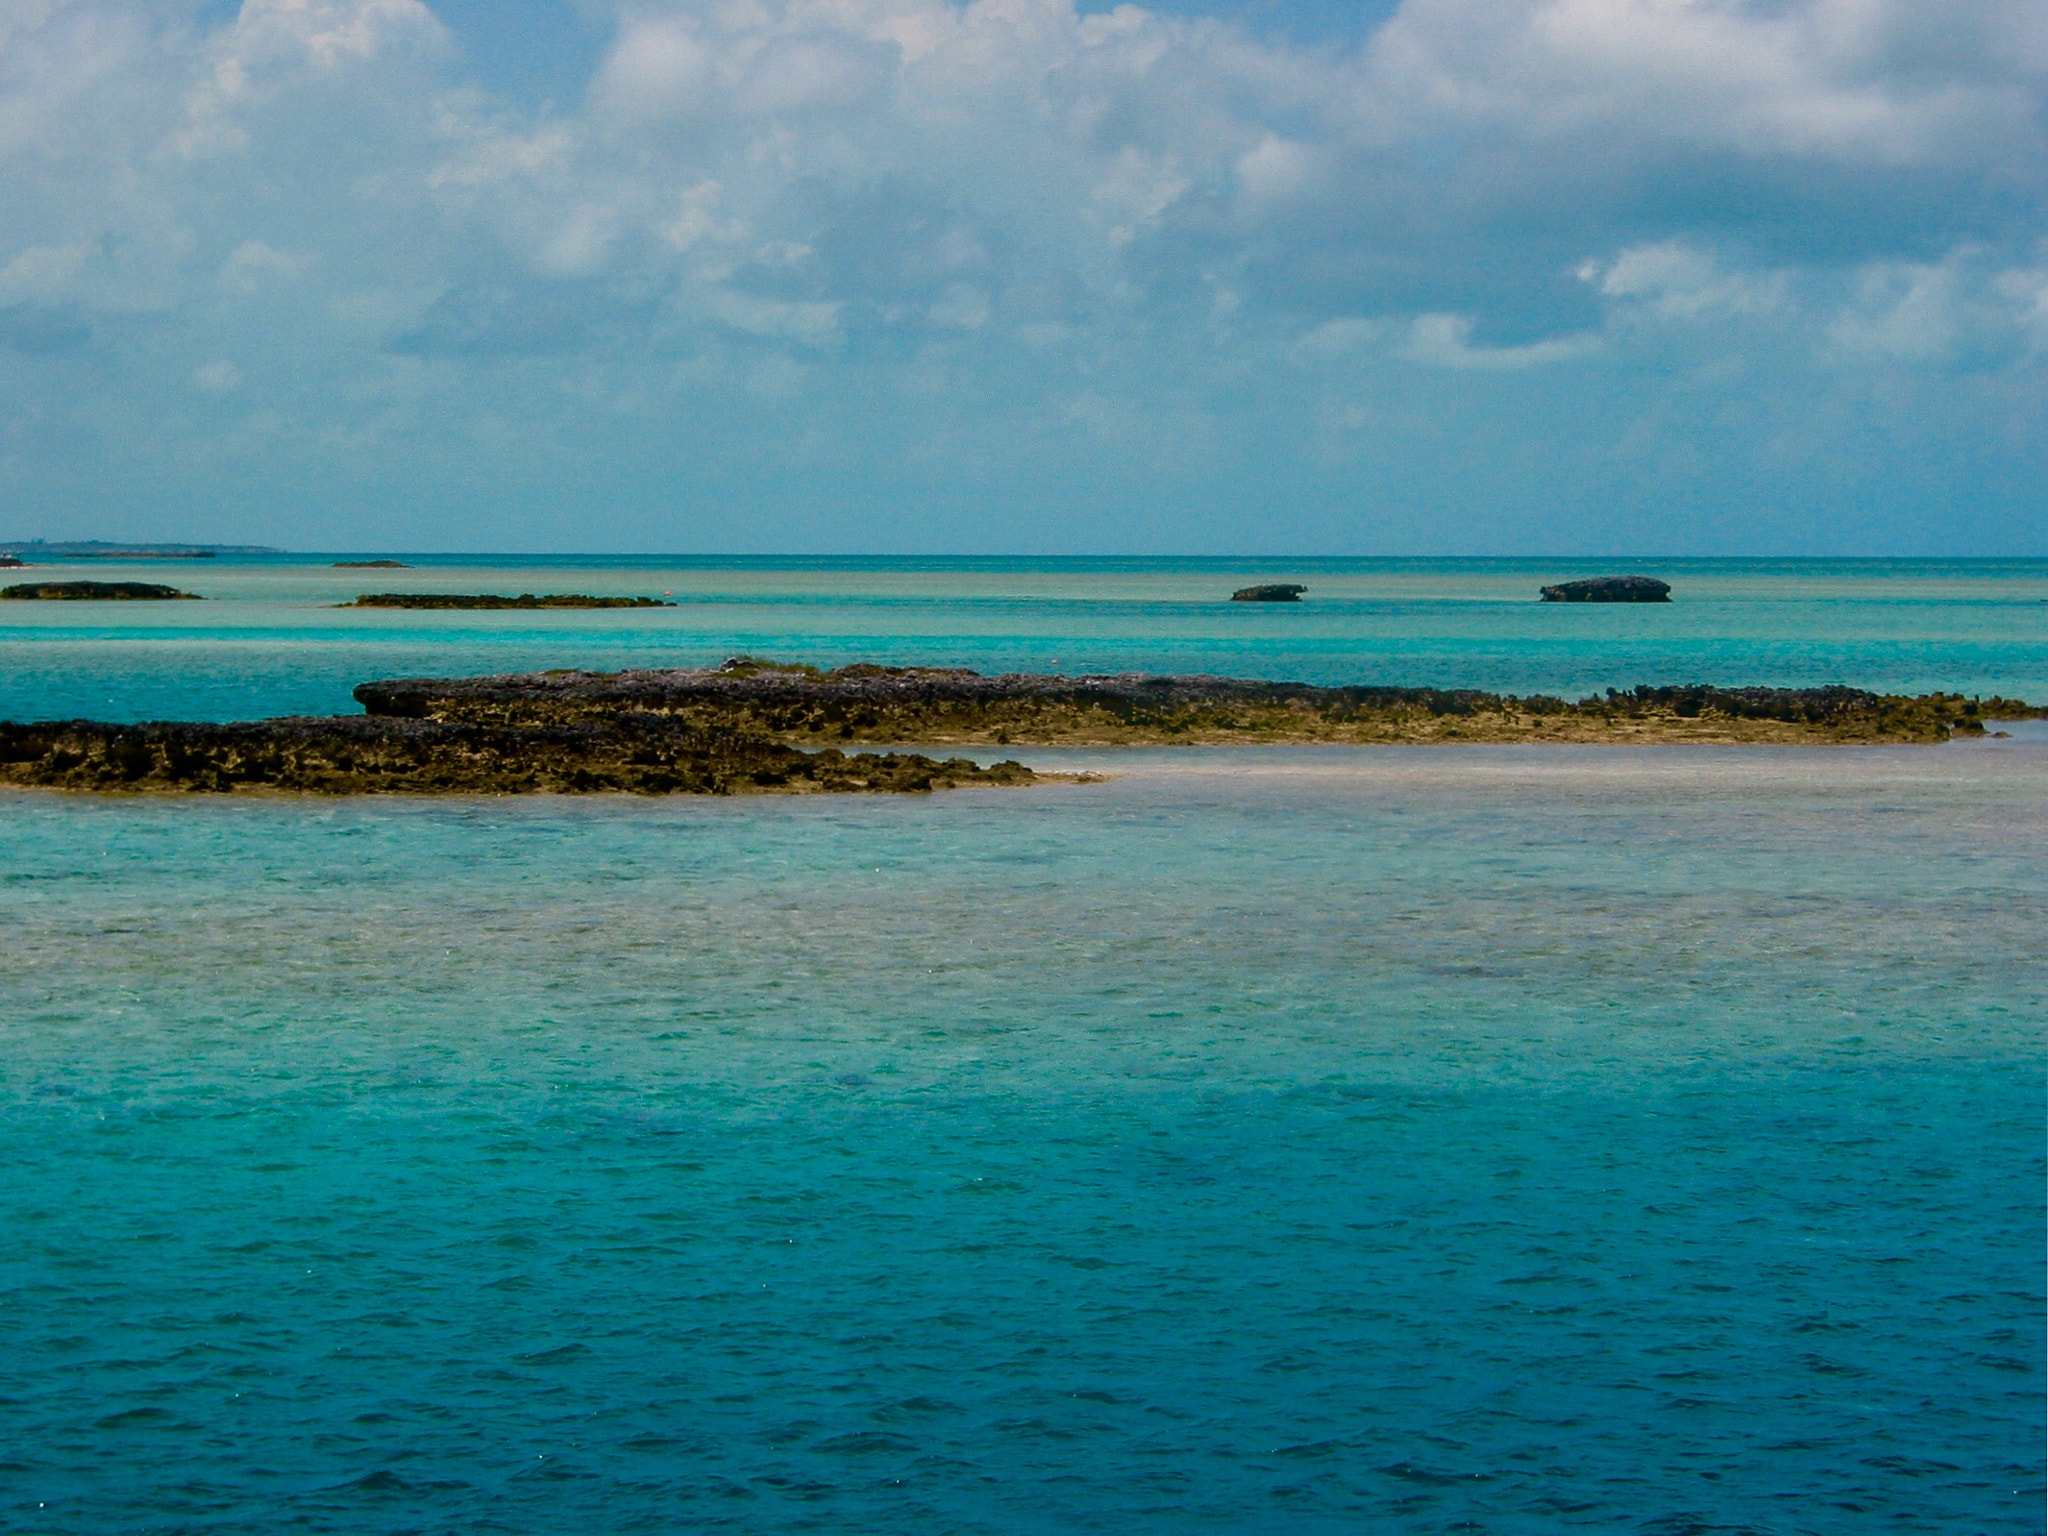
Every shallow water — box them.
[2,556,2044,721]
[4,744,2042,1532]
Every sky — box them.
[0,0,2042,554]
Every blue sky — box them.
[0,0,2042,554]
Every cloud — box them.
[1365,0,2044,168]
[588,14,714,122]
[219,239,310,292]
[1993,263,2048,352]
[1825,246,2048,365]
[0,0,2039,550]
[178,0,449,156]
[1583,242,1782,320]
[1404,312,1598,368]
[0,242,95,304]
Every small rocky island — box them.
[333,560,411,569]
[2,581,204,601]
[341,592,673,609]
[1541,576,1672,603]
[1232,583,1308,602]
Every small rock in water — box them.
[1539,576,1671,603]
[342,592,673,609]
[1,580,203,601]
[1231,583,1308,602]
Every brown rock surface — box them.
[354,658,2040,746]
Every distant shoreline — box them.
[0,541,283,559]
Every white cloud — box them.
[734,31,896,116]
[588,14,713,122]
[243,0,444,72]
[1829,260,1962,360]
[178,0,448,157]
[1405,313,1598,368]
[0,242,94,303]
[1089,146,1191,249]
[701,289,842,344]
[533,204,620,276]
[1992,264,2048,351]
[1367,0,2045,168]
[1297,317,1392,355]
[1583,242,1783,319]
[429,116,578,191]
[1825,247,2048,364]
[1235,132,1316,202]
[659,180,748,253]
[193,359,242,389]
[0,0,2039,549]
[219,240,310,293]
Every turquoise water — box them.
[2,557,2044,721]
[2,560,2044,1532]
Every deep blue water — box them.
[1,559,2043,1532]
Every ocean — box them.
[2,555,2044,722]
[1,558,2042,1532]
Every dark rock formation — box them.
[333,560,411,569]
[1,581,204,601]
[0,715,1036,796]
[358,658,1499,736]
[0,556,23,568]
[1540,576,1671,603]
[352,657,2040,745]
[3,661,2034,800]
[1232,583,1309,602]
[341,592,674,609]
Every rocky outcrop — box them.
[333,560,411,569]
[342,592,673,609]
[1,581,204,600]
[1231,583,1308,601]
[0,715,1036,795]
[353,657,2041,745]
[1540,576,1672,602]
[4,661,2034,799]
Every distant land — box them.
[0,540,284,559]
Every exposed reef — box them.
[1541,576,1672,603]
[2,581,204,601]
[8,661,2032,798]
[0,716,1037,796]
[333,560,411,569]
[341,592,674,610]
[1232,583,1308,602]
[355,658,2042,746]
